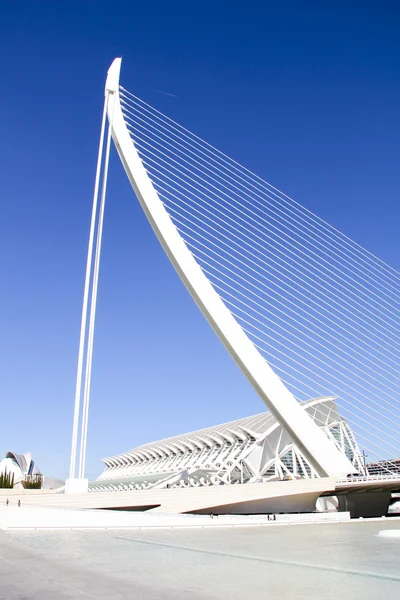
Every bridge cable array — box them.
[119,86,400,472]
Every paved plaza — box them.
[1,520,400,599]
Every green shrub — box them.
[0,468,15,489]
[22,473,43,489]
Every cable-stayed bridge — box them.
[65,58,400,516]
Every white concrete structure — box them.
[68,57,400,505]
[85,57,353,483]
[2,474,400,518]
[92,396,363,494]
[0,477,338,515]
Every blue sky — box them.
[0,1,399,479]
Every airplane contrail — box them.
[149,87,179,98]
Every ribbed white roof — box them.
[103,396,337,464]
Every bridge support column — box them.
[338,491,391,518]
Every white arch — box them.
[105,57,354,478]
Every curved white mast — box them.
[104,57,354,478]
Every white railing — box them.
[336,474,400,485]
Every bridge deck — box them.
[1,476,399,515]
[0,479,334,514]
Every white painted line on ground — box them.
[376,530,400,538]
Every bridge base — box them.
[65,479,88,495]
[338,491,391,518]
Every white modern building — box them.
[91,396,364,494]
[0,451,41,488]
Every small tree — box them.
[0,468,15,489]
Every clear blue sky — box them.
[0,1,399,480]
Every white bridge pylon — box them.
[67,56,355,488]
[66,74,117,491]
[70,58,400,490]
